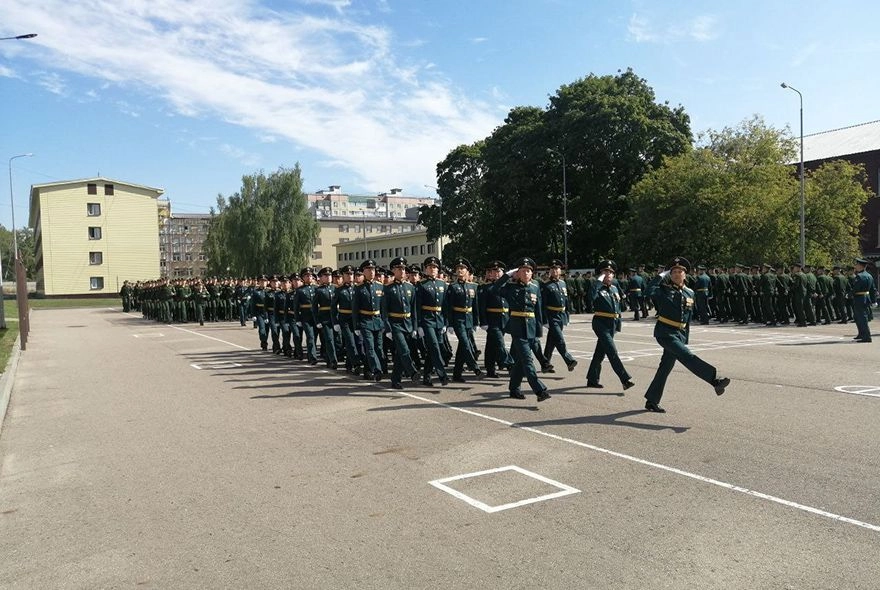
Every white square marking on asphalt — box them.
[429,465,580,513]
[133,333,164,338]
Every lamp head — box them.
[780,82,787,88]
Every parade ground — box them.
[1,308,879,589]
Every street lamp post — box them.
[0,34,38,41]
[781,82,806,267]
[424,185,442,257]
[9,154,33,262]
[547,148,569,268]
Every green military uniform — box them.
[586,260,633,389]
[541,259,578,371]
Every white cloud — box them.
[628,12,719,44]
[0,64,17,78]
[297,0,351,13]
[219,143,262,167]
[36,71,65,95]
[471,37,488,44]
[0,0,499,191]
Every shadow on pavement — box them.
[514,409,689,434]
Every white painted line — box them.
[132,333,164,338]
[833,385,880,398]
[390,390,880,533]
[191,362,243,370]
[160,319,880,534]
[429,465,580,513]
[170,325,250,350]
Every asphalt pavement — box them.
[1,308,879,589]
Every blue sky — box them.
[1,0,879,229]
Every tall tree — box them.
[204,165,318,276]
[617,116,870,266]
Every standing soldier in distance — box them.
[251,275,270,351]
[790,262,808,327]
[627,268,646,321]
[831,265,849,324]
[334,265,363,373]
[541,259,578,372]
[586,260,635,390]
[759,263,777,327]
[852,258,875,343]
[694,265,711,325]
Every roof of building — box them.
[30,176,164,195]
[803,120,880,163]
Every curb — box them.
[0,333,22,438]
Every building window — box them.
[104,184,114,195]
[314,237,322,246]
[90,276,104,290]
[87,183,97,195]
[428,243,435,254]
[404,247,409,256]
[87,203,101,216]
[185,253,193,261]
[89,251,103,265]
[172,253,181,261]
[199,254,206,261]
[88,226,102,240]
[395,247,401,256]
[338,253,344,261]
[312,251,321,259]
[420,245,425,255]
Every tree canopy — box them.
[204,165,318,276]
[420,69,692,268]
[617,116,871,267]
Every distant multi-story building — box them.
[334,228,443,269]
[158,206,211,278]
[28,177,163,296]
[307,186,436,269]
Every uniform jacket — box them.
[416,278,447,329]
[541,278,570,326]
[352,279,385,331]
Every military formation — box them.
[122,255,876,412]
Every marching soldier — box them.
[790,262,807,327]
[251,275,270,351]
[294,268,320,364]
[693,265,711,325]
[831,265,849,324]
[496,257,550,402]
[758,263,777,327]
[383,257,420,389]
[627,268,646,320]
[314,267,339,369]
[541,259,578,372]
[479,261,513,377]
[644,257,730,413]
[334,265,363,373]
[352,259,386,381]
[416,256,450,387]
[586,260,634,390]
[444,258,483,382]
[120,280,133,312]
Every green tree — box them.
[0,227,36,282]
[424,69,691,267]
[618,116,869,266]
[204,165,318,276]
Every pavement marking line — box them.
[132,333,164,338]
[147,319,880,533]
[429,465,581,513]
[169,325,251,350]
[833,385,880,398]
[191,362,243,370]
[385,389,880,533]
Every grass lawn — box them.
[0,297,121,373]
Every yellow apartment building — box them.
[29,177,163,296]
[334,228,443,269]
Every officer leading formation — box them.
[125,255,877,412]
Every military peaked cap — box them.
[668,256,691,273]
[596,259,616,273]
[855,257,870,265]
[548,259,565,269]
[513,257,537,271]
[300,267,316,278]
[486,260,506,271]
[318,266,333,276]
[390,256,408,269]
[340,265,355,273]
[423,256,441,268]
[359,259,377,271]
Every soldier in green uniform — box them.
[775,264,791,325]
[541,259,578,371]
[790,263,807,326]
[627,268,647,321]
[352,259,386,381]
[493,257,550,402]
[293,268,319,364]
[713,266,730,323]
[852,258,875,342]
[416,256,450,387]
[586,260,634,390]
[803,265,818,325]
[312,267,339,369]
[831,265,849,324]
[444,258,483,382]
[193,279,208,326]
[383,257,420,389]
[251,275,270,351]
[693,265,711,325]
[758,263,777,326]
[120,280,133,312]
[235,278,250,327]
[334,265,363,373]
[644,257,730,413]
[478,261,513,378]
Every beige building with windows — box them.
[307,185,435,269]
[29,177,163,296]
[334,228,444,269]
